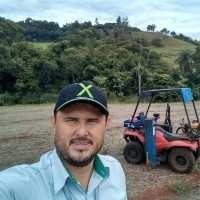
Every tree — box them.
[0,44,17,92]
[18,18,62,41]
[10,42,41,94]
[133,54,146,96]
[83,65,99,80]
[56,47,89,83]
[0,17,24,43]
[95,18,99,25]
[33,59,59,91]
[160,28,170,35]
[176,50,194,74]
[147,25,151,32]
[122,17,129,27]
[152,24,156,32]
[147,24,156,32]
[105,71,130,97]
[170,31,176,37]
[116,16,122,25]
[192,45,200,64]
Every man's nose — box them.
[75,123,89,136]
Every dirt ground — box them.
[1,103,200,199]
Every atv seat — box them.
[156,123,172,132]
[156,127,189,141]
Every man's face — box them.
[53,103,108,167]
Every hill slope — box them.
[32,31,197,68]
[132,32,196,68]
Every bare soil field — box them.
[1,103,200,199]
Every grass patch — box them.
[28,42,52,50]
[168,179,192,195]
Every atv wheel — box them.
[168,148,195,173]
[123,141,145,164]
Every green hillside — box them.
[1,15,196,69]
[1,16,200,105]
[32,31,196,68]
[132,32,196,68]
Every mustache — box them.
[70,137,93,144]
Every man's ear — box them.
[106,115,111,128]
[51,115,57,137]
[51,115,56,128]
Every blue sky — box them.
[0,0,200,40]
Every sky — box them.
[0,0,200,40]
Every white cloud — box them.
[0,0,199,40]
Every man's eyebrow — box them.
[87,117,99,120]
[62,116,78,120]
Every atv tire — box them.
[168,148,195,173]
[123,141,145,164]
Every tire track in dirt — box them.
[0,118,49,126]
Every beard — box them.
[55,136,103,167]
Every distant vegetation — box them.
[0,16,200,105]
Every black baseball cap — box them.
[54,81,109,115]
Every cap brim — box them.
[55,97,109,115]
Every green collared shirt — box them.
[0,149,127,200]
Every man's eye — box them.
[88,119,98,123]
[64,119,77,123]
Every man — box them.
[0,81,127,199]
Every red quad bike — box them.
[123,88,200,173]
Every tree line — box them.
[0,16,200,105]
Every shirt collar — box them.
[94,155,109,178]
[51,149,69,194]
[51,149,109,194]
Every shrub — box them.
[151,38,164,47]
[0,93,18,106]
[39,93,57,103]
[20,93,40,104]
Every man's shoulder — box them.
[0,151,53,186]
[98,154,120,162]
[98,154,123,169]
[97,154,127,198]
[0,151,55,199]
